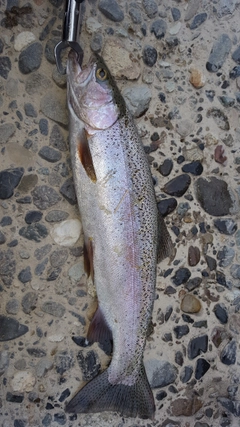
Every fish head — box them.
[67,51,125,132]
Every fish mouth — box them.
[68,50,97,86]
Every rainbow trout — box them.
[65,51,173,419]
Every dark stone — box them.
[206,108,229,130]
[129,2,142,24]
[24,102,37,117]
[232,45,240,64]
[216,271,229,288]
[42,413,52,426]
[19,223,48,242]
[16,196,32,204]
[47,267,61,281]
[218,95,235,107]
[142,0,158,18]
[220,340,236,365]
[0,38,4,53]
[218,397,240,416]
[217,246,235,268]
[8,239,18,247]
[45,210,69,222]
[173,325,190,339]
[162,332,172,342]
[98,0,124,22]
[0,167,24,199]
[39,17,57,41]
[19,42,43,74]
[14,420,26,427]
[158,158,173,176]
[31,185,61,210]
[172,268,191,286]
[55,350,74,375]
[180,366,193,383]
[164,285,177,295]
[214,218,237,235]
[39,118,48,135]
[205,89,215,101]
[165,305,173,322]
[0,231,6,244]
[156,390,167,401]
[18,266,32,283]
[175,351,183,366]
[0,56,11,79]
[0,249,16,287]
[42,301,66,317]
[171,7,181,21]
[0,216,12,226]
[38,146,62,163]
[44,38,59,64]
[188,335,208,360]
[182,314,194,324]
[195,177,233,216]
[205,255,217,271]
[190,13,207,30]
[6,392,24,403]
[49,0,63,6]
[69,311,86,326]
[206,34,232,73]
[49,124,67,151]
[143,45,157,67]
[59,388,71,402]
[22,292,38,314]
[77,350,101,381]
[195,358,210,380]
[60,177,77,205]
[163,174,191,197]
[35,257,49,276]
[157,198,177,217]
[182,161,203,176]
[26,348,46,357]
[25,210,43,224]
[72,336,89,348]
[0,315,29,341]
[151,19,167,39]
[193,320,208,329]
[34,244,52,261]
[53,413,67,425]
[229,65,240,79]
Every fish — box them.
[65,50,174,419]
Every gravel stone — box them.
[217,246,235,267]
[49,124,67,151]
[206,34,232,73]
[171,7,181,21]
[184,0,200,21]
[22,292,38,314]
[25,211,43,224]
[123,84,151,118]
[19,224,48,242]
[40,92,68,126]
[182,161,203,176]
[129,3,142,24]
[45,210,69,223]
[158,159,173,176]
[195,177,234,216]
[41,301,66,317]
[59,177,77,205]
[151,19,167,40]
[173,325,189,339]
[0,249,16,287]
[0,316,29,341]
[143,45,157,67]
[0,167,24,199]
[0,56,11,79]
[181,294,201,313]
[195,358,210,380]
[0,123,16,144]
[218,397,240,416]
[35,358,53,377]
[220,340,237,365]
[188,335,208,359]
[18,266,32,284]
[26,348,46,358]
[19,42,43,74]
[214,218,237,235]
[55,350,74,374]
[230,264,240,280]
[190,13,207,30]
[180,366,193,383]
[31,185,61,210]
[77,350,101,381]
[50,249,68,268]
[213,303,228,324]
[172,268,191,286]
[188,246,200,266]
[6,299,20,315]
[163,174,191,197]
[38,146,62,163]
[142,0,158,18]
[145,359,178,388]
[98,0,124,22]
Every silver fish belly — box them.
[65,52,172,419]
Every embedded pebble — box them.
[172,268,191,286]
[182,161,203,176]
[31,185,61,210]
[0,167,24,199]
[38,146,62,163]
[188,246,200,266]
[206,34,232,73]
[0,57,11,79]
[50,219,82,247]
[145,360,178,388]
[18,43,43,74]
[41,301,66,318]
[11,371,36,392]
[188,335,208,359]
[195,358,210,380]
[40,92,68,126]
[0,123,16,145]
[98,0,124,22]
[181,294,201,313]
[220,340,237,365]
[189,68,206,88]
[195,177,234,216]
[123,84,151,118]
[142,0,158,18]
[14,32,36,51]
[157,198,177,217]
[143,45,157,67]
[214,218,237,235]
[0,316,29,341]
[163,174,191,197]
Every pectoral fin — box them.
[157,212,175,263]
[77,128,97,182]
[83,239,94,280]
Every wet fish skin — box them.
[65,51,172,419]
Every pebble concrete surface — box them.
[0,0,240,426]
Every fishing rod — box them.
[54,0,85,74]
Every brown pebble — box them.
[188,245,200,266]
[171,396,203,416]
[181,294,201,313]
[214,145,227,165]
[189,68,206,89]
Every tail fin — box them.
[65,364,155,419]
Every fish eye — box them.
[96,67,108,81]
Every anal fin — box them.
[87,306,113,355]
[157,212,175,263]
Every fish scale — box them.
[66,51,173,419]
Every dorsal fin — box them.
[77,129,97,182]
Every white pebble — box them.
[14,32,36,52]
[50,219,82,247]
[11,371,36,392]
